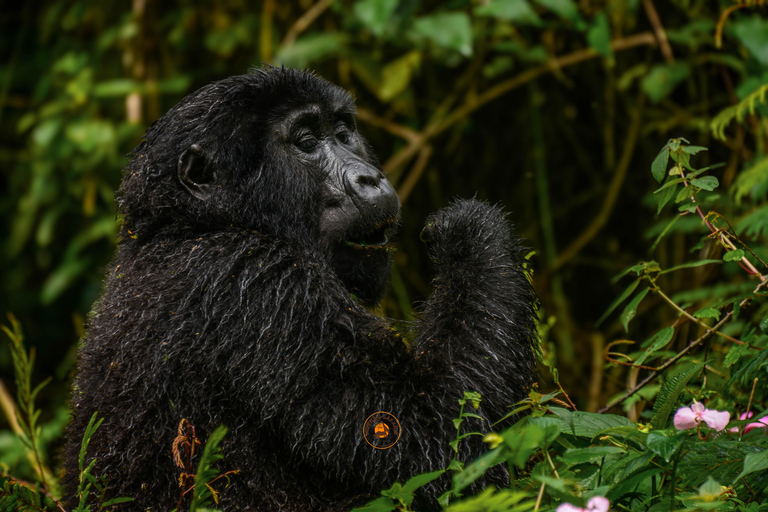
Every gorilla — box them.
[62,67,538,511]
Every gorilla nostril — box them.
[357,175,379,188]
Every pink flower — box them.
[729,411,768,433]
[673,402,730,431]
[556,497,610,512]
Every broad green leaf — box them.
[640,326,675,350]
[475,0,542,26]
[675,184,693,203]
[354,0,399,37]
[651,147,670,183]
[650,362,704,429]
[379,51,421,102]
[351,497,396,512]
[653,176,685,194]
[502,423,544,468]
[693,307,721,320]
[733,450,768,484]
[452,448,503,493]
[275,33,349,68]
[595,278,640,326]
[641,63,690,102]
[534,0,585,29]
[620,287,649,332]
[731,17,768,66]
[412,12,473,56]
[402,470,444,494]
[587,12,612,58]
[724,249,745,262]
[532,474,569,493]
[682,145,708,155]
[646,431,686,463]
[607,467,663,501]
[549,407,635,438]
[690,176,719,191]
[635,325,675,365]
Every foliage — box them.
[2,0,768,510]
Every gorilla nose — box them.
[345,164,400,213]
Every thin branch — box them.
[356,108,421,143]
[599,278,768,413]
[397,145,433,203]
[655,287,751,347]
[380,32,656,175]
[642,0,674,63]
[281,0,335,48]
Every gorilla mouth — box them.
[344,219,397,250]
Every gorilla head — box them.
[119,67,400,305]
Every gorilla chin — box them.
[330,216,400,306]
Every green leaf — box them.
[452,449,504,493]
[412,12,473,56]
[731,17,768,66]
[724,249,745,262]
[534,0,585,29]
[379,51,421,102]
[607,467,663,501]
[549,407,635,438]
[475,0,542,26]
[190,425,229,511]
[402,470,445,494]
[595,278,641,326]
[693,307,721,321]
[734,450,768,484]
[690,176,719,191]
[682,145,708,155]
[646,431,686,463]
[641,63,691,103]
[651,147,670,183]
[640,326,675,350]
[586,12,612,58]
[658,259,722,275]
[275,33,349,68]
[354,0,399,37]
[650,362,704,429]
[620,287,649,332]
[351,497,397,512]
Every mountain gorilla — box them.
[63,67,538,511]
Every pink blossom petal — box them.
[556,503,585,512]
[745,416,768,433]
[586,496,610,512]
[701,409,730,431]
[691,402,706,415]
[674,406,699,430]
[740,412,754,421]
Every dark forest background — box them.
[1,0,768,454]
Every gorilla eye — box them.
[295,134,319,153]
[335,124,353,145]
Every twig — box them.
[654,288,752,347]
[356,108,421,144]
[599,278,768,413]
[379,32,657,176]
[642,0,674,63]
[397,145,433,203]
[281,0,335,48]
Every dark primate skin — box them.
[62,67,538,511]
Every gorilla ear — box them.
[178,144,216,200]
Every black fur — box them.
[62,67,538,511]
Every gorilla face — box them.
[174,78,401,306]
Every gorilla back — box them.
[63,67,538,511]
